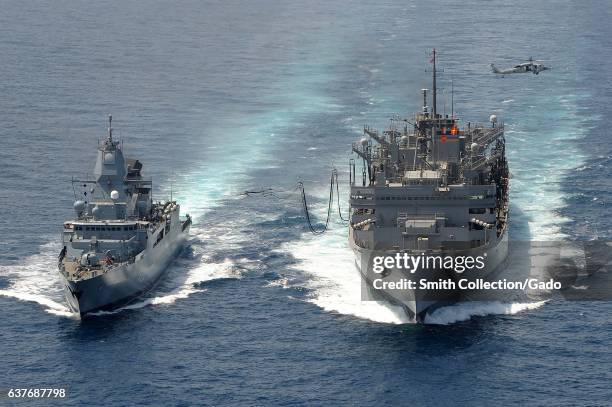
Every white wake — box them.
[424,301,547,325]
[280,226,411,324]
[0,241,74,317]
[280,93,596,325]
[0,228,242,318]
[282,226,547,325]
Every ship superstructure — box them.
[349,50,509,321]
[58,116,191,316]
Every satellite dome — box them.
[400,135,409,144]
[360,137,368,146]
[110,190,119,200]
[73,200,85,215]
[471,142,479,150]
[73,200,85,211]
[489,114,498,124]
[104,152,115,163]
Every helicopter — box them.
[490,57,550,75]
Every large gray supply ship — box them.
[58,116,191,316]
[349,50,509,322]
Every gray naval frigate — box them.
[349,50,509,322]
[58,115,191,316]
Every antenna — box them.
[432,49,437,118]
[108,114,113,141]
[451,78,454,118]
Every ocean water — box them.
[1,0,611,405]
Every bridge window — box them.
[469,208,486,214]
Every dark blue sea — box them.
[1,0,611,405]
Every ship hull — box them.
[60,226,190,317]
[351,232,508,322]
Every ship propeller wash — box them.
[58,116,191,317]
[349,50,510,322]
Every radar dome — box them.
[400,135,409,144]
[489,114,498,124]
[471,142,479,150]
[73,200,85,214]
[110,190,119,200]
[360,137,368,146]
[104,152,115,163]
